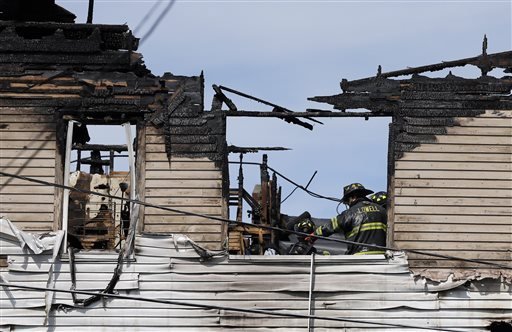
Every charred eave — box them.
[309,49,512,113]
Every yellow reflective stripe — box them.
[346,226,360,239]
[354,251,386,255]
[346,222,387,239]
[360,222,387,232]
[331,217,339,230]
[361,225,387,232]
[314,227,323,236]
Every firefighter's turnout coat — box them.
[315,198,387,254]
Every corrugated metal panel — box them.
[1,233,511,330]
[393,109,512,281]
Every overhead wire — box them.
[281,170,317,204]
[0,282,464,332]
[139,0,176,46]
[229,161,341,202]
[228,161,342,202]
[133,0,162,34]
[1,170,511,270]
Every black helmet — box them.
[370,191,388,207]
[341,183,374,203]
[294,218,315,234]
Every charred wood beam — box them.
[343,50,512,90]
[224,110,391,118]
[271,107,313,130]
[0,21,129,32]
[72,144,128,152]
[228,145,291,154]
[218,85,323,126]
[80,159,110,166]
[212,84,237,111]
[229,188,262,214]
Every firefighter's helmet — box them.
[370,191,388,207]
[341,183,374,203]
[294,218,315,235]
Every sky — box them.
[58,0,511,219]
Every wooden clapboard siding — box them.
[0,108,57,231]
[142,125,226,249]
[392,110,512,278]
[1,233,511,330]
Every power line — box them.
[0,282,463,332]
[133,0,162,34]
[139,0,176,45]
[228,161,342,202]
[1,170,510,270]
[281,170,317,204]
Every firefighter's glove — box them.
[304,232,317,243]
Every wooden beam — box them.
[224,110,391,118]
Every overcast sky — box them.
[58,0,511,219]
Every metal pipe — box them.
[62,120,75,254]
[123,123,137,257]
[308,253,315,331]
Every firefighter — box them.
[370,191,388,209]
[286,216,317,255]
[313,183,387,255]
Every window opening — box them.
[226,117,390,257]
[63,122,136,252]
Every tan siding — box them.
[409,143,512,153]
[142,126,224,249]
[394,197,512,206]
[395,170,511,180]
[396,240,512,250]
[394,205,512,215]
[430,135,511,145]
[399,151,510,162]
[394,223,512,233]
[0,110,56,231]
[395,214,511,224]
[396,161,512,171]
[396,187,512,197]
[396,178,512,189]
[393,110,512,276]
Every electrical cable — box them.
[281,170,317,204]
[228,161,342,202]
[1,171,511,270]
[0,282,464,332]
[133,0,162,34]
[139,0,176,46]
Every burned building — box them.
[1,2,511,331]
